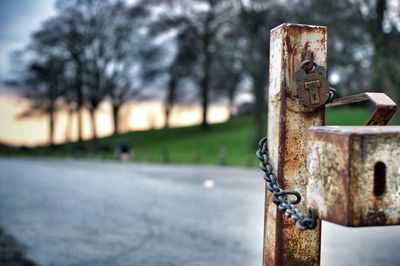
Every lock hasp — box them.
[307,126,400,226]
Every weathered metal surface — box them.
[326,92,397,125]
[265,23,326,266]
[307,126,400,226]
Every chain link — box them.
[328,87,336,102]
[256,137,317,231]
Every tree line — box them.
[12,0,400,146]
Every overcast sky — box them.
[0,0,56,83]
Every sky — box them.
[0,0,56,84]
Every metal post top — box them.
[270,23,327,33]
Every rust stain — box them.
[270,78,288,266]
[301,41,315,63]
[285,27,323,85]
[285,33,301,85]
[365,210,387,225]
[263,191,276,264]
[308,130,350,225]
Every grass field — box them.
[1,106,369,166]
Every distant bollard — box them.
[162,149,169,163]
[245,155,253,167]
[131,150,135,162]
[219,146,227,166]
[192,154,201,164]
[114,142,131,161]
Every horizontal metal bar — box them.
[326,92,397,125]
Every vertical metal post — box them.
[264,23,327,265]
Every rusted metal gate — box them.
[262,23,400,266]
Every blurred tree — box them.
[238,0,289,144]
[13,0,152,145]
[56,0,149,137]
[146,0,240,130]
[18,56,66,146]
[195,0,243,130]
[51,1,89,142]
[209,21,244,119]
[106,3,150,135]
[358,0,400,122]
[140,1,199,128]
[295,0,370,93]
[11,17,71,146]
[57,0,111,140]
[160,26,199,129]
[301,0,400,121]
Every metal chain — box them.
[256,138,317,231]
[328,87,336,102]
[257,61,335,231]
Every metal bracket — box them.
[326,92,397,125]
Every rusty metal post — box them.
[264,23,327,265]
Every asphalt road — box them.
[0,158,399,266]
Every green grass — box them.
[325,106,370,125]
[1,106,369,166]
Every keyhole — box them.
[373,161,386,197]
[312,91,317,101]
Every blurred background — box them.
[1,1,400,266]
[0,0,399,164]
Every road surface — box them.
[0,158,399,266]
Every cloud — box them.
[0,0,56,81]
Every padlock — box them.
[295,61,330,109]
[307,126,400,226]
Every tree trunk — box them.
[228,88,235,119]
[253,75,266,146]
[366,0,400,123]
[89,108,97,140]
[201,15,212,131]
[165,77,176,129]
[75,63,84,142]
[49,110,55,147]
[77,107,83,142]
[165,106,171,129]
[112,104,120,135]
[250,36,268,147]
[201,86,209,130]
[65,107,74,142]
[369,0,387,94]
[201,46,210,130]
